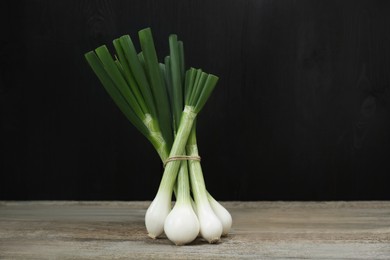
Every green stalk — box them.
[169,34,183,130]
[176,161,191,205]
[143,114,169,162]
[118,35,159,123]
[85,51,148,138]
[167,35,190,204]
[157,106,197,196]
[86,47,169,162]
[178,41,185,81]
[186,121,209,205]
[139,28,173,148]
[94,46,146,120]
[113,39,149,115]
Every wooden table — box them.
[0,201,389,259]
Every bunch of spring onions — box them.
[85,28,232,245]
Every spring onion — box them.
[85,27,232,245]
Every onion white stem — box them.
[207,192,232,236]
[188,155,223,243]
[145,106,197,238]
[164,161,199,245]
[145,191,171,239]
[187,125,223,243]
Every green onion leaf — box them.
[85,51,149,137]
[195,74,219,113]
[169,34,184,130]
[118,35,157,120]
[139,28,173,147]
[94,45,146,121]
[113,39,149,115]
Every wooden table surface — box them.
[0,201,389,259]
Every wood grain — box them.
[1,201,389,259]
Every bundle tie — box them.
[163,155,201,168]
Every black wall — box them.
[1,0,390,200]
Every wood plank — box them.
[0,201,389,259]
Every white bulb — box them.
[197,204,223,243]
[145,192,171,239]
[164,204,200,245]
[209,198,232,236]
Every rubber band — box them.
[163,155,201,168]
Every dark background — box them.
[1,0,389,201]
